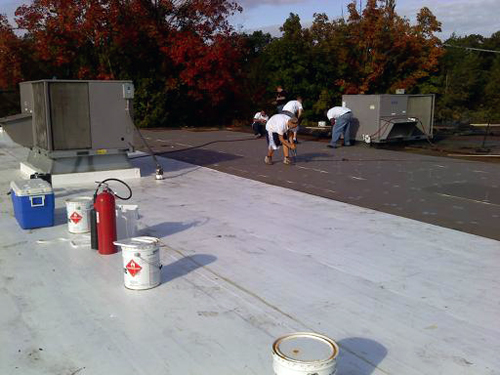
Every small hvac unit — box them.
[342,94,435,144]
[20,80,136,174]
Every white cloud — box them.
[240,0,500,39]
[432,1,500,38]
[396,0,500,38]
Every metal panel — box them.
[379,96,410,141]
[19,82,33,114]
[379,95,408,117]
[88,82,134,150]
[407,95,434,137]
[49,82,91,150]
[0,113,33,148]
[342,95,381,142]
[32,82,49,150]
[343,94,434,143]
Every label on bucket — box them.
[69,212,83,224]
[126,259,142,277]
[116,237,161,290]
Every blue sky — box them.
[2,0,500,39]
[231,0,500,39]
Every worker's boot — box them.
[283,157,293,165]
[264,156,272,165]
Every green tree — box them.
[434,33,499,124]
[238,31,274,113]
[484,56,500,122]
[264,14,314,101]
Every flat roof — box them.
[140,129,500,240]
[0,131,499,374]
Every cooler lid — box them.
[10,179,53,196]
[114,236,159,250]
[273,332,338,363]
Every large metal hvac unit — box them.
[342,94,435,144]
[20,80,135,174]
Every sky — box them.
[1,0,500,40]
[232,0,500,40]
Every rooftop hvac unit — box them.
[342,94,435,144]
[19,80,136,174]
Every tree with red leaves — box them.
[0,14,23,89]
[11,0,243,125]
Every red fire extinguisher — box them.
[91,179,132,255]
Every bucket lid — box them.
[273,332,339,363]
[116,204,138,212]
[114,236,159,250]
[10,179,53,196]
[66,196,93,205]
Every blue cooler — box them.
[10,179,55,229]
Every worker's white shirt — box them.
[327,106,351,120]
[282,100,303,115]
[253,112,269,122]
[266,114,290,135]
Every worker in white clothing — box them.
[252,110,268,138]
[264,114,298,165]
[326,105,353,148]
[281,96,303,144]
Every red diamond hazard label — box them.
[126,260,142,277]
[70,212,83,224]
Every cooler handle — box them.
[30,195,45,207]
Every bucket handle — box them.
[30,195,45,207]
[136,253,163,269]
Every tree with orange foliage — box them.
[336,0,443,94]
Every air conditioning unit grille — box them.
[49,82,92,150]
[32,82,48,149]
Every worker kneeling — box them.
[264,114,298,165]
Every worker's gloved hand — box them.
[289,143,296,150]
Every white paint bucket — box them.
[116,204,139,240]
[114,236,162,290]
[272,332,339,375]
[65,196,93,233]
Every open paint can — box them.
[272,332,339,375]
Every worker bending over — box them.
[327,105,353,148]
[281,96,303,144]
[264,114,298,165]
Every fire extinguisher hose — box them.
[93,178,133,201]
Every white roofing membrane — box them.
[0,131,499,375]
